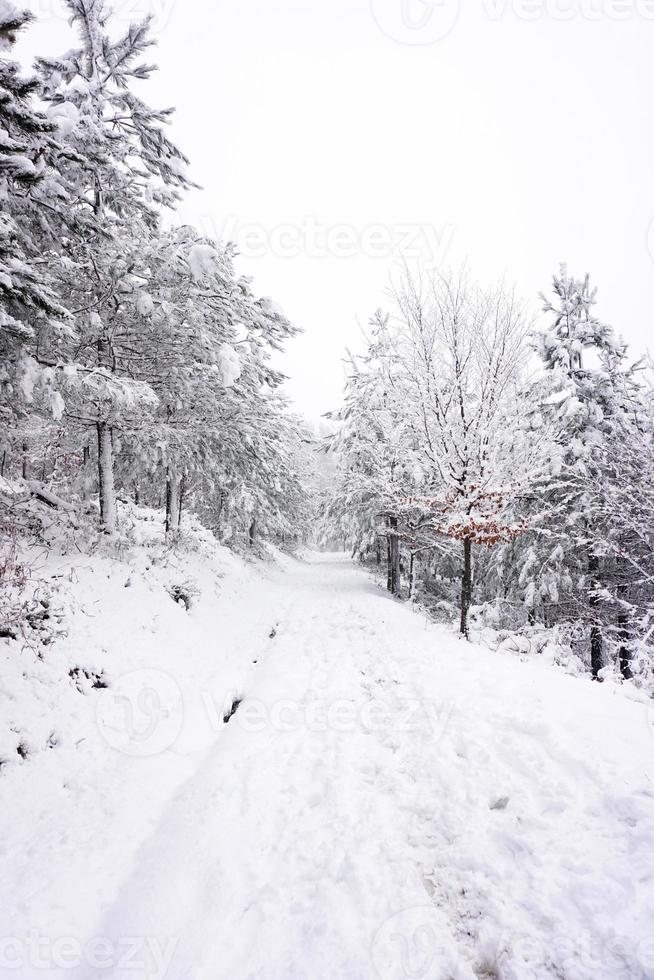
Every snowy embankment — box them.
[0,509,286,975]
[1,534,654,980]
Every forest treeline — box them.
[0,0,311,550]
[327,267,654,687]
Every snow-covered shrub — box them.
[0,522,31,638]
[166,579,200,611]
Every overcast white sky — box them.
[18,0,654,421]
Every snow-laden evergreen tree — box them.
[586,395,654,682]
[74,218,301,539]
[31,0,193,532]
[328,312,414,595]
[0,1,69,465]
[528,265,641,676]
[0,1,335,577]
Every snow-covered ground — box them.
[2,541,654,980]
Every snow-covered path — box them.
[70,552,654,980]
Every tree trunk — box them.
[96,421,116,533]
[165,469,181,533]
[618,611,632,680]
[590,625,603,679]
[386,532,392,591]
[178,472,187,527]
[617,579,632,680]
[387,515,401,596]
[588,552,603,678]
[217,489,227,524]
[21,441,28,480]
[408,552,415,599]
[95,332,117,532]
[81,445,92,501]
[460,536,472,638]
[249,517,257,548]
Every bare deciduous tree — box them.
[390,267,538,637]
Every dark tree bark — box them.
[96,334,117,533]
[217,489,227,524]
[588,552,603,678]
[618,613,633,680]
[387,515,401,596]
[617,579,633,680]
[81,445,91,501]
[178,472,187,526]
[249,517,257,548]
[165,474,172,532]
[386,532,392,591]
[590,625,603,679]
[460,536,472,638]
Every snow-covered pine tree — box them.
[169,236,302,543]
[591,402,654,681]
[533,265,639,676]
[0,1,68,463]
[32,0,194,532]
[328,312,413,595]
[106,226,297,537]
